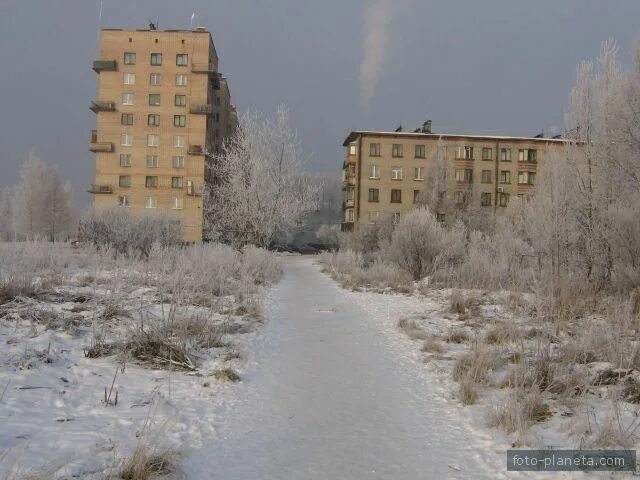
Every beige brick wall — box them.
[91,29,228,242]
[342,133,566,226]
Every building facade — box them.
[89,27,237,242]
[341,124,567,230]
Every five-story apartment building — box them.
[89,26,236,242]
[341,122,567,230]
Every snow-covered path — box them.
[184,256,508,479]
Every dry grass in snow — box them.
[0,241,281,479]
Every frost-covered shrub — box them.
[79,207,182,256]
[146,243,281,304]
[354,258,412,291]
[453,225,534,290]
[338,218,394,260]
[387,208,465,280]
[240,245,283,286]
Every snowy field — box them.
[0,242,280,479]
[1,249,636,479]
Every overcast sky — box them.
[1,0,639,207]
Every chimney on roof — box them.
[422,119,432,134]
[149,22,157,30]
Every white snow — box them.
[2,255,630,478]
[182,257,559,479]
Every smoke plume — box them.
[360,1,394,109]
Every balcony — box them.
[87,184,113,194]
[190,104,214,115]
[186,182,203,197]
[342,176,356,189]
[89,101,116,113]
[89,130,114,153]
[345,198,355,208]
[192,63,216,74]
[188,145,205,156]
[92,60,117,73]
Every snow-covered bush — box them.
[79,207,182,256]
[387,207,465,281]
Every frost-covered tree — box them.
[12,152,76,241]
[204,106,320,247]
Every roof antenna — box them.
[395,124,403,132]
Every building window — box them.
[436,213,446,223]
[174,135,186,148]
[482,148,492,161]
[454,191,470,205]
[174,115,186,127]
[121,113,134,126]
[518,171,536,185]
[146,155,159,168]
[481,192,492,206]
[499,192,510,207]
[148,114,160,127]
[481,170,492,184]
[176,54,188,66]
[175,74,188,86]
[391,189,402,203]
[145,196,157,209]
[175,94,187,107]
[500,170,511,184]
[500,148,511,161]
[368,212,379,224]
[370,143,381,157]
[414,167,424,180]
[345,209,354,222]
[455,168,473,183]
[392,212,401,224]
[370,165,380,179]
[437,146,447,161]
[119,154,132,167]
[172,197,184,210]
[172,156,185,168]
[391,166,403,180]
[123,72,135,85]
[145,176,158,188]
[455,146,474,159]
[118,195,130,207]
[124,52,136,65]
[413,190,421,204]
[349,143,357,155]
[415,144,426,158]
[150,53,162,66]
[368,188,379,203]
[119,175,131,188]
[147,134,160,147]
[171,177,184,188]
[149,94,161,106]
[519,149,537,162]
[122,93,134,105]
[121,133,133,146]
[392,144,403,157]
[149,73,162,86]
